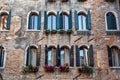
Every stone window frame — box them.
[24,44,39,67]
[26,10,40,31]
[0,11,9,31]
[47,11,57,30]
[105,11,119,31]
[109,45,120,68]
[0,45,7,69]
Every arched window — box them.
[26,46,39,66]
[106,12,117,30]
[78,12,87,30]
[60,12,69,30]
[28,12,41,30]
[0,46,5,68]
[48,13,56,30]
[60,47,70,66]
[0,13,8,30]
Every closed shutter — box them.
[111,13,117,29]
[107,46,113,67]
[69,10,72,29]
[76,45,80,66]
[28,12,32,29]
[56,11,60,29]
[74,11,79,30]
[56,45,60,66]
[107,13,113,30]
[37,45,41,66]
[37,11,41,30]
[44,11,48,30]
[59,12,63,29]
[7,10,11,30]
[70,45,74,67]
[26,46,30,66]
[45,45,48,65]
[86,9,91,30]
[89,45,94,67]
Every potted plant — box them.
[57,29,65,34]
[51,30,57,34]
[22,64,38,73]
[59,63,69,72]
[66,29,73,34]
[44,29,50,34]
[78,64,93,75]
[44,65,55,72]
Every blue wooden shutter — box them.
[44,11,48,30]
[76,45,80,66]
[89,45,94,67]
[45,45,48,65]
[7,10,11,30]
[56,11,60,29]
[56,45,60,66]
[37,11,41,30]
[28,12,32,29]
[111,13,117,29]
[69,10,72,29]
[107,46,113,67]
[74,11,79,30]
[26,46,30,66]
[59,12,63,29]
[70,45,74,67]
[86,9,91,30]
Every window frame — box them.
[0,45,6,69]
[27,11,41,31]
[0,11,9,31]
[105,11,119,31]
[25,44,39,67]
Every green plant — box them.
[51,30,57,33]
[22,64,38,73]
[57,29,65,34]
[66,29,73,34]
[78,64,93,75]
[44,29,50,34]
[59,63,69,72]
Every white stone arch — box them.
[0,44,7,69]
[77,10,87,15]
[60,45,71,49]
[24,44,38,66]
[105,11,119,30]
[47,10,57,15]
[0,10,9,15]
[26,10,39,31]
[59,10,69,15]
[110,44,120,49]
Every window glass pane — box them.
[31,48,37,66]
[65,49,69,64]
[53,16,56,30]
[83,16,87,30]
[84,48,88,66]
[48,50,52,66]
[78,15,82,30]
[60,50,64,66]
[0,48,4,67]
[48,16,51,30]
[80,50,84,66]
[0,14,8,30]
[31,15,38,30]
[65,15,69,30]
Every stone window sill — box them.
[106,30,120,35]
[26,30,41,32]
[77,30,91,35]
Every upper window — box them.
[48,13,56,30]
[108,46,120,67]
[60,47,70,66]
[0,11,11,30]
[45,46,56,66]
[26,45,40,66]
[76,45,94,67]
[28,12,41,30]
[75,10,91,31]
[78,12,87,30]
[106,12,117,30]
[0,46,5,68]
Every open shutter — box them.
[69,10,72,29]
[56,11,60,29]
[28,12,32,29]
[37,45,41,66]
[45,45,48,65]
[89,45,94,67]
[7,10,11,30]
[76,45,80,66]
[86,9,91,30]
[44,11,48,30]
[56,45,60,66]
[26,46,30,66]
[111,13,117,29]
[59,12,63,29]
[37,11,41,30]
[107,46,113,67]
[70,45,74,67]
[74,11,79,30]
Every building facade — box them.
[0,0,120,80]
